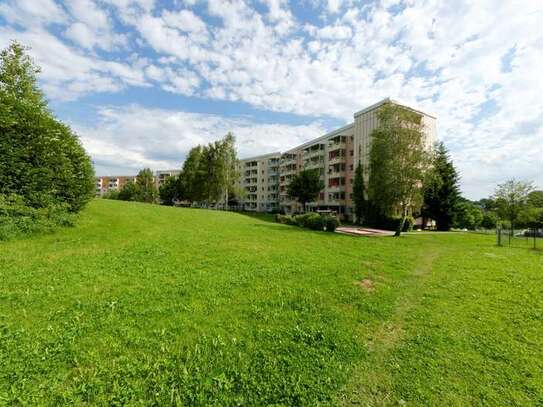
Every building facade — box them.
[236,152,281,212]
[96,169,180,197]
[238,98,437,221]
[95,175,137,196]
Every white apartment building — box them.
[236,152,281,212]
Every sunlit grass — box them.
[1,199,541,405]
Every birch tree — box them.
[369,102,430,236]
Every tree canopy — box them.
[368,102,430,236]
[493,179,534,230]
[0,41,94,212]
[423,142,461,230]
[287,169,323,212]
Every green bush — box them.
[102,190,120,200]
[323,216,340,232]
[276,214,295,225]
[292,213,321,229]
[0,193,75,240]
[307,214,325,230]
[277,212,340,233]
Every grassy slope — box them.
[0,200,541,405]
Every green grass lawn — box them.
[1,199,542,405]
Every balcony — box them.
[328,154,346,164]
[328,135,347,148]
[280,165,297,175]
[327,184,346,193]
[304,154,324,168]
[280,154,297,165]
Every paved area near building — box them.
[336,227,395,236]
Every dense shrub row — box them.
[0,194,75,240]
[0,42,94,240]
[276,213,339,232]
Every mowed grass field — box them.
[1,200,542,405]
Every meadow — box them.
[1,199,541,405]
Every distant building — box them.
[95,175,137,197]
[95,169,181,197]
[154,169,181,189]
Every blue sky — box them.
[1,0,542,199]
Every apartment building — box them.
[239,98,437,221]
[236,152,281,211]
[155,170,181,189]
[95,175,137,196]
[96,169,182,197]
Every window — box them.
[350,150,354,156]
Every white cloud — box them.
[75,105,327,175]
[1,0,543,197]
[326,0,343,14]
[0,0,67,26]
[64,0,128,51]
[0,26,148,100]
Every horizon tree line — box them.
[110,133,241,208]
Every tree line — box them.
[109,133,241,208]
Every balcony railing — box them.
[328,155,346,164]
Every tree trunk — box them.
[395,206,407,237]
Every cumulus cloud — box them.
[0,0,67,26]
[75,105,328,175]
[64,0,129,51]
[1,0,542,197]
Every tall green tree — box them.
[0,41,94,212]
[527,190,543,208]
[493,179,534,232]
[287,169,323,212]
[352,162,367,225]
[181,146,204,203]
[423,142,461,231]
[159,175,182,205]
[198,142,223,204]
[368,102,430,236]
[218,132,239,210]
[136,168,157,203]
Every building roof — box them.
[238,151,282,161]
[284,123,354,154]
[354,97,437,119]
